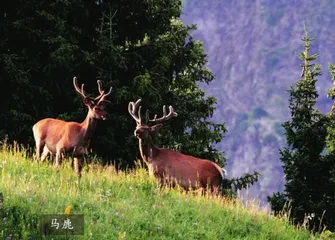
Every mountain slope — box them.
[181,0,335,204]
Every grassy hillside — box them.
[0,143,323,239]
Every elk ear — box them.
[83,97,95,107]
[150,124,163,132]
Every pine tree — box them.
[268,26,335,231]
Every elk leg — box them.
[212,186,221,197]
[34,140,44,160]
[74,157,83,178]
[40,145,50,162]
[55,148,64,167]
[158,177,166,189]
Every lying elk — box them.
[128,99,227,193]
[32,77,112,177]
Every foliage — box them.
[0,0,226,169]
[0,145,314,239]
[222,171,261,198]
[326,64,335,153]
[268,26,335,232]
[231,171,261,191]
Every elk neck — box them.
[138,135,159,164]
[80,112,98,142]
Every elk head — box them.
[73,77,112,120]
[128,99,178,140]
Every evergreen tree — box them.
[91,0,228,167]
[268,27,335,231]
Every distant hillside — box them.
[0,145,314,239]
[181,0,335,205]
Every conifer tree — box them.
[268,27,335,231]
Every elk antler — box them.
[73,77,88,98]
[96,80,112,103]
[73,77,112,102]
[128,99,142,125]
[146,104,178,125]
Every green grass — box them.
[0,143,325,239]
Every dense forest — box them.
[0,0,227,169]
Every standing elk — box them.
[32,77,112,177]
[128,99,227,194]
